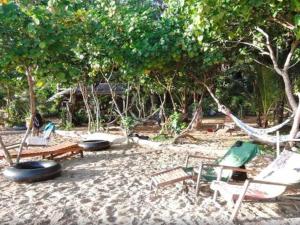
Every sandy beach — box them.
[1,130,300,225]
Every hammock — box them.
[249,132,300,145]
[229,113,293,135]
[216,105,300,144]
[228,112,300,144]
[202,83,300,145]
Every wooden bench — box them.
[0,142,83,160]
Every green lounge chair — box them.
[150,141,260,194]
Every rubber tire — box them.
[3,160,62,183]
[78,140,111,151]
[12,125,27,131]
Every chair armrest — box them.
[248,178,288,186]
[187,155,217,160]
[200,163,256,175]
[185,154,217,168]
[6,143,21,150]
[151,166,183,177]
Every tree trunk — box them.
[66,87,76,125]
[6,86,11,118]
[189,94,204,130]
[282,73,297,112]
[91,84,101,131]
[168,89,176,111]
[0,135,13,166]
[79,82,94,132]
[16,67,36,163]
[102,73,130,140]
[191,106,203,129]
[263,116,268,128]
[275,99,284,124]
[181,88,189,122]
[289,94,300,141]
[171,94,203,144]
[256,112,262,127]
[150,92,156,114]
[158,92,167,126]
[256,28,297,112]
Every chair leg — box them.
[185,155,191,168]
[213,189,218,202]
[182,180,189,193]
[213,166,224,202]
[230,179,250,221]
[195,162,203,196]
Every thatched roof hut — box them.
[47,83,126,102]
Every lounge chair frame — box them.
[209,164,292,221]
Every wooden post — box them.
[276,131,280,158]
[16,67,36,164]
[0,135,13,166]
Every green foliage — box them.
[60,121,74,131]
[0,0,298,133]
[166,111,187,135]
[74,109,88,125]
[121,116,135,133]
[6,98,29,126]
[255,66,282,116]
[151,134,172,142]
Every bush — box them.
[151,134,172,142]
[73,109,88,125]
[6,98,29,126]
[167,111,187,135]
[121,116,135,134]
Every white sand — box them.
[0,131,300,225]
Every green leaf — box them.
[36,80,44,87]
[292,0,300,12]
[295,28,300,40]
[39,42,46,49]
[294,14,300,26]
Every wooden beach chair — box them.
[150,141,259,193]
[0,142,83,160]
[210,149,300,221]
[150,167,193,191]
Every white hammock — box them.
[203,83,299,145]
[228,113,293,136]
[228,113,300,144]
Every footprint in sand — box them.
[107,216,117,223]
[80,198,91,204]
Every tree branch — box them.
[255,27,283,76]
[289,93,300,142]
[283,41,299,72]
[225,40,269,56]
[270,17,295,30]
[288,60,300,69]
[253,59,274,70]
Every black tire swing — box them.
[78,140,111,151]
[3,160,62,183]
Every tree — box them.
[187,0,300,140]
